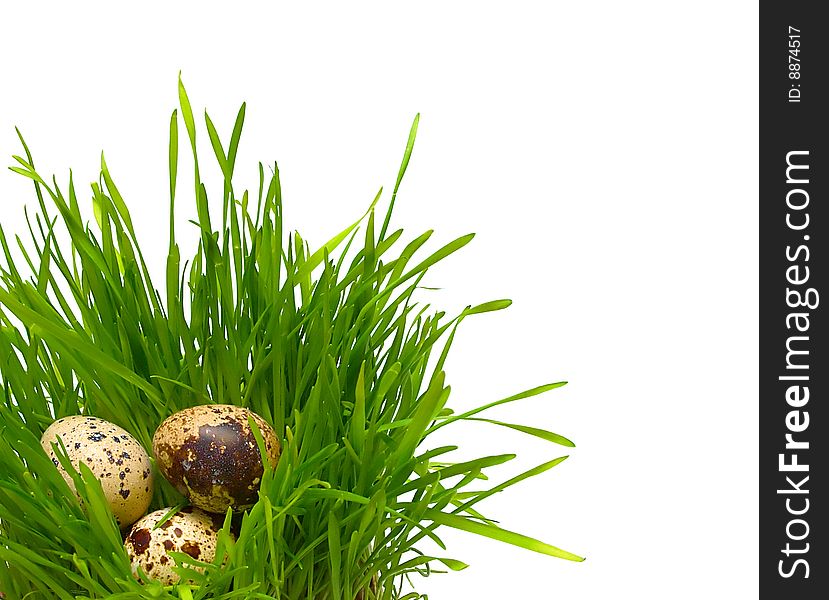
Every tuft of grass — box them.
[0,76,581,599]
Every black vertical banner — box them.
[760,3,827,598]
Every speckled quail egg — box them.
[40,415,154,528]
[124,506,226,585]
[152,405,280,513]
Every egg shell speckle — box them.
[40,416,154,528]
[152,405,280,513]
[125,507,225,585]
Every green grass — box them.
[0,76,581,599]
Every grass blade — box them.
[425,511,584,562]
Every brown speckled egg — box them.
[152,405,280,513]
[125,507,226,585]
[40,416,154,528]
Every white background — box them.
[0,2,759,598]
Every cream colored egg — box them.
[124,507,225,585]
[40,415,154,528]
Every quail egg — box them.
[124,506,226,585]
[152,405,280,513]
[40,415,154,528]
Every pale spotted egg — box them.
[124,506,226,585]
[40,415,154,528]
